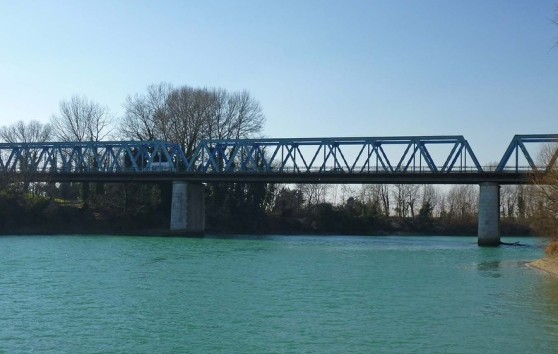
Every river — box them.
[0,235,557,353]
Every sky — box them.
[0,0,557,164]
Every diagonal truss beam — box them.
[496,134,558,172]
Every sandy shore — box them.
[528,258,558,277]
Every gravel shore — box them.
[529,258,558,276]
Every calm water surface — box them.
[0,235,557,353]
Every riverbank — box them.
[0,192,534,237]
[529,257,558,277]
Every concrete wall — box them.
[170,182,205,234]
[478,182,500,247]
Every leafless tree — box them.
[446,185,478,222]
[51,95,112,142]
[379,185,391,216]
[164,86,215,156]
[0,120,52,143]
[296,183,330,206]
[392,185,407,218]
[359,184,391,216]
[206,89,262,140]
[227,90,264,139]
[340,185,357,204]
[392,184,420,218]
[120,83,172,141]
[500,185,519,218]
[121,84,265,155]
[406,184,421,218]
[206,89,264,140]
[515,185,541,220]
[361,184,391,217]
[0,120,54,195]
[420,185,440,217]
[50,95,112,205]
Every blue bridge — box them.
[1,134,557,246]
[0,134,556,183]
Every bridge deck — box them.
[1,171,533,184]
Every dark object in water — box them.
[500,241,528,247]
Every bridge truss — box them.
[496,134,558,172]
[0,135,556,184]
[196,136,483,173]
[0,140,192,174]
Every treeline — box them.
[0,83,555,238]
[0,178,536,235]
[257,183,533,235]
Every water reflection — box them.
[477,260,502,278]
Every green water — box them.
[0,235,557,353]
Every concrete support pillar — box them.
[478,182,500,247]
[170,182,205,234]
[186,183,205,233]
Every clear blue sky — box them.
[0,0,556,163]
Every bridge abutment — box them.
[170,182,205,234]
[478,182,500,247]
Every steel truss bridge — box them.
[0,134,557,184]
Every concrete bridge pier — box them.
[170,182,205,234]
[478,182,500,247]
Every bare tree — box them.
[50,95,112,206]
[501,185,519,218]
[361,184,391,217]
[0,120,53,195]
[229,90,265,139]
[296,183,330,206]
[420,185,439,217]
[406,184,421,218]
[51,95,112,142]
[121,84,265,153]
[121,83,172,141]
[392,184,420,218]
[204,89,264,140]
[359,184,390,216]
[340,185,357,204]
[446,185,478,222]
[205,88,235,140]
[392,184,407,218]
[164,86,215,156]
[0,120,52,143]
